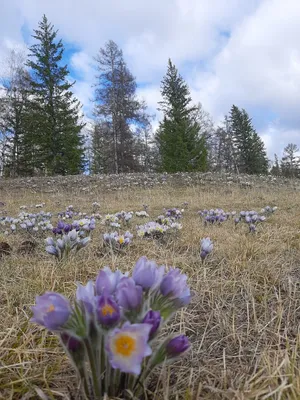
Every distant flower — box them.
[249,224,256,233]
[106,322,152,374]
[31,292,71,330]
[45,230,90,260]
[200,237,213,260]
[135,211,149,218]
[102,231,132,251]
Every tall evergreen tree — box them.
[229,105,268,175]
[26,15,85,175]
[156,59,207,172]
[93,40,150,174]
[281,143,300,177]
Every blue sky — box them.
[1,0,300,159]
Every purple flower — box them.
[116,277,143,311]
[46,245,58,257]
[200,237,213,260]
[76,281,95,313]
[201,238,213,253]
[97,295,120,327]
[57,220,65,231]
[160,268,190,304]
[45,237,55,247]
[133,256,165,290]
[95,267,126,295]
[31,292,71,330]
[106,322,152,374]
[63,224,72,233]
[249,224,256,233]
[166,335,190,357]
[142,310,161,338]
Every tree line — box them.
[0,15,298,178]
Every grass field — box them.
[1,176,300,399]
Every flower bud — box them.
[166,335,190,357]
[142,310,161,338]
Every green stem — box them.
[78,363,92,399]
[104,352,110,395]
[84,338,102,399]
[112,368,121,397]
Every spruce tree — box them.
[26,15,85,175]
[156,59,207,172]
[229,105,268,175]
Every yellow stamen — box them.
[101,304,115,316]
[119,237,125,244]
[47,304,55,312]
[114,335,136,357]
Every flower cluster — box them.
[103,231,133,251]
[165,207,183,219]
[137,221,169,238]
[1,211,53,235]
[135,210,150,218]
[45,230,90,260]
[31,256,191,398]
[52,218,96,236]
[115,210,133,223]
[235,209,269,233]
[102,214,121,228]
[261,205,278,214]
[198,208,236,225]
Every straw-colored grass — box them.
[1,179,300,399]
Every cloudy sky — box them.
[1,0,300,159]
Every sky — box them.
[1,0,300,159]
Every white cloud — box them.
[192,0,300,122]
[261,121,300,158]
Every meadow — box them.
[1,173,300,400]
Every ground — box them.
[1,173,300,399]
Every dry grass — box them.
[1,178,300,399]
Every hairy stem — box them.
[84,338,102,399]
